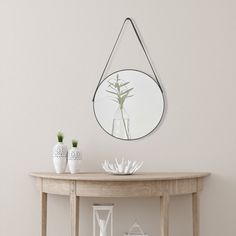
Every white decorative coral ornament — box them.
[102,159,143,175]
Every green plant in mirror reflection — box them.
[106,74,134,139]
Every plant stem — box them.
[120,107,130,140]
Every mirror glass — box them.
[93,70,164,140]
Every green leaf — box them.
[108,85,116,91]
[120,88,133,96]
[106,90,118,95]
[120,82,130,87]
[108,81,116,87]
[120,93,128,105]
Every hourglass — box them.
[93,204,114,236]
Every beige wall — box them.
[1,0,236,235]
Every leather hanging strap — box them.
[93,17,162,101]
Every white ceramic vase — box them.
[53,142,68,174]
[68,147,81,174]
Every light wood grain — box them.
[160,194,170,236]
[30,172,210,181]
[31,172,210,236]
[40,180,47,236]
[75,179,199,197]
[70,181,79,236]
[42,179,70,195]
[192,192,200,236]
[35,178,203,197]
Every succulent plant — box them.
[57,131,64,143]
[72,139,78,148]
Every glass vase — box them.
[112,106,130,139]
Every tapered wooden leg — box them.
[40,191,47,236]
[70,181,79,236]
[160,194,170,236]
[192,192,200,236]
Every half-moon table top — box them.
[30,172,210,182]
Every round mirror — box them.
[93,69,164,140]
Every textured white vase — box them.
[68,147,81,174]
[53,142,68,174]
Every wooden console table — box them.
[31,172,210,236]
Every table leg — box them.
[192,192,200,236]
[160,194,170,236]
[40,191,47,236]
[70,182,79,236]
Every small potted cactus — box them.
[68,139,81,174]
[52,131,68,174]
